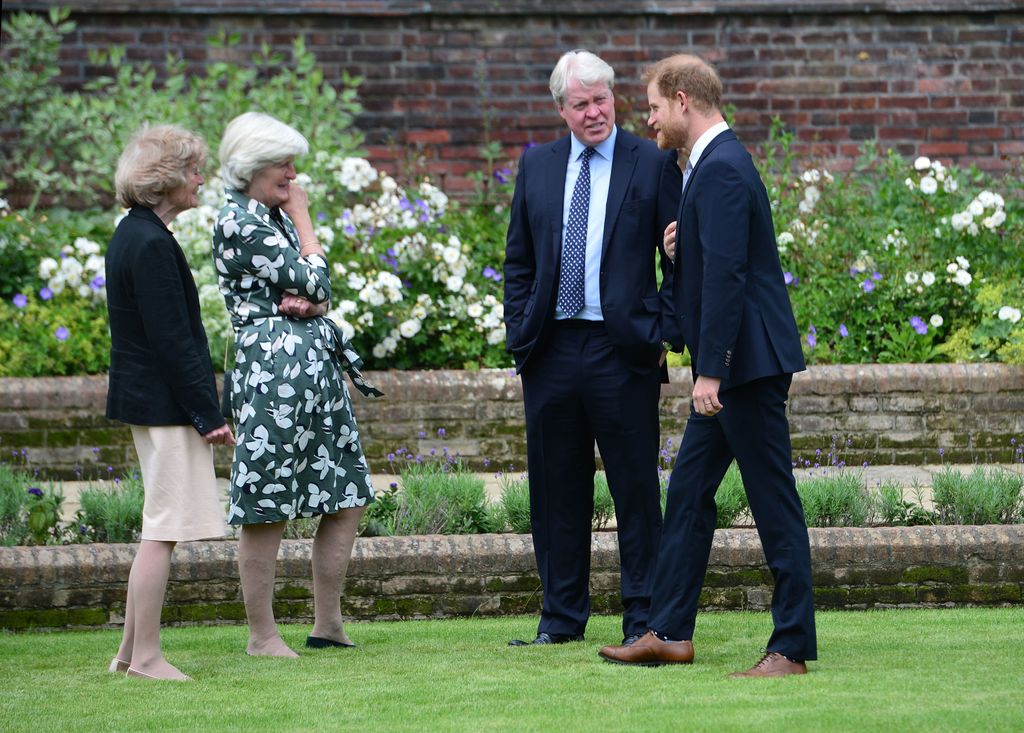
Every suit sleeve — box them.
[657,152,683,350]
[131,236,226,434]
[502,150,536,349]
[694,159,750,380]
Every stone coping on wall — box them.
[5,1,1021,15]
[1,525,1020,630]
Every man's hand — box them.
[203,423,236,446]
[663,220,677,262]
[692,375,723,416]
[279,294,327,319]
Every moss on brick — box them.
[67,607,108,626]
[276,583,312,599]
[0,608,69,629]
[903,566,969,584]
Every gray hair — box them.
[218,112,309,190]
[549,50,615,107]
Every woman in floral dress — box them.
[214,112,380,657]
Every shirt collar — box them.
[688,120,730,169]
[570,124,618,163]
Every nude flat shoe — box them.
[108,658,130,673]
[126,666,192,681]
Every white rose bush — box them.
[763,123,1023,365]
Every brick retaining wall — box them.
[0,365,1021,479]
[1,525,1020,630]
[1,1,1021,198]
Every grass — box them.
[1,609,1022,732]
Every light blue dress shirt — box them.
[555,126,617,321]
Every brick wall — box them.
[1,525,1021,630]
[2,1,1021,195]
[1,365,1021,479]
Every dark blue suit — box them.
[652,129,817,660]
[504,127,679,638]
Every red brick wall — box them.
[3,1,1022,193]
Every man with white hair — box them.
[504,50,680,648]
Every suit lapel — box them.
[676,128,737,224]
[602,128,636,257]
[548,136,572,258]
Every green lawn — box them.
[2,609,1022,732]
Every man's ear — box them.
[675,90,688,113]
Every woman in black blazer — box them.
[105,124,235,681]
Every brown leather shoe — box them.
[598,631,694,666]
[729,651,807,678]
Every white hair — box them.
[549,50,615,107]
[218,112,309,190]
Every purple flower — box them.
[316,211,327,222]
[39,287,54,301]
[871,271,882,281]
[398,197,413,212]
[438,427,446,438]
[806,331,817,348]
[13,293,27,308]
[524,141,537,151]
[28,487,43,497]
[783,272,795,286]
[494,168,512,184]
[343,224,357,236]
[861,280,875,293]
[838,323,849,338]
[89,275,105,291]
[482,266,503,282]
[418,431,426,439]
[910,316,928,335]
[55,326,69,341]
[848,266,861,277]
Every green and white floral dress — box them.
[213,189,380,525]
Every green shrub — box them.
[592,472,615,530]
[496,474,531,535]
[931,467,1023,525]
[0,463,32,546]
[797,470,873,527]
[76,473,145,543]
[359,480,401,537]
[715,463,749,528]
[873,481,935,526]
[394,461,492,535]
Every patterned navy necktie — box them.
[558,146,595,317]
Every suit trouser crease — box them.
[648,374,817,660]
[521,324,663,637]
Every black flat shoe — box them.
[621,633,644,647]
[508,632,585,646]
[306,635,357,649]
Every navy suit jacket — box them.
[105,206,225,435]
[504,127,679,373]
[663,129,805,390]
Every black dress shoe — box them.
[621,633,644,646]
[306,635,356,648]
[508,632,585,647]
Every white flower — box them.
[919,176,937,195]
[922,271,936,286]
[998,306,1022,323]
[801,169,821,184]
[904,272,919,285]
[946,262,959,274]
[39,257,59,279]
[467,303,484,319]
[914,156,931,171]
[943,177,958,193]
[950,211,972,231]
[968,200,984,217]
[956,255,970,270]
[399,319,422,338]
[978,190,996,208]
[777,231,794,247]
[446,275,463,292]
[804,185,820,204]
[904,177,915,191]
[967,222,979,236]
[383,336,398,351]
[953,269,973,287]
[347,273,367,290]
[442,246,461,265]
[990,209,1006,227]
[372,343,387,359]
[930,314,944,328]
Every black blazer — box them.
[503,127,679,373]
[663,129,805,390]
[105,206,225,434]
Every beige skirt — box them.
[130,425,227,542]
